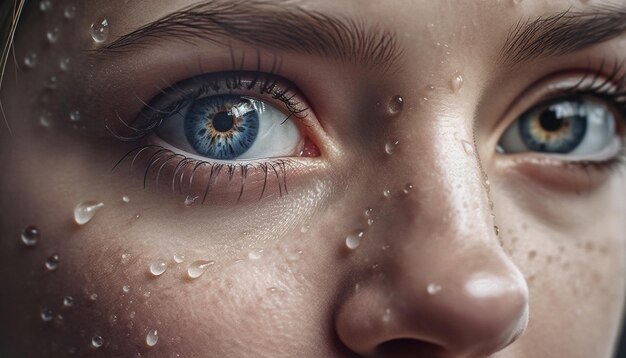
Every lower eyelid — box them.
[495,154,619,193]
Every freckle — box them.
[584,241,595,252]
[562,261,570,270]
[527,275,535,283]
[527,250,537,260]
[545,255,553,264]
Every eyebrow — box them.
[500,5,626,65]
[96,0,404,72]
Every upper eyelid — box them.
[107,72,310,141]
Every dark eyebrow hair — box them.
[500,6,626,65]
[96,0,404,73]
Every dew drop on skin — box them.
[20,225,39,246]
[91,335,104,348]
[384,140,399,155]
[40,308,53,322]
[63,296,74,307]
[146,329,159,347]
[345,231,365,250]
[45,253,59,270]
[383,189,391,198]
[59,57,70,72]
[90,19,110,43]
[23,53,37,68]
[187,260,215,279]
[63,5,77,19]
[69,109,80,122]
[74,201,104,225]
[386,95,404,117]
[149,258,168,276]
[173,253,185,263]
[427,283,443,295]
[450,71,464,93]
[39,0,51,12]
[46,27,60,44]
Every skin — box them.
[0,0,625,357]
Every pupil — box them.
[212,111,234,132]
[539,109,563,132]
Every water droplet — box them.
[364,208,373,217]
[39,0,52,12]
[74,201,104,225]
[450,71,464,93]
[267,287,278,293]
[89,293,98,301]
[23,53,37,68]
[384,140,399,155]
[386,95,404,117]
[184,195,199,206]
[381,244,390,251]
[367,218,374,226]
[45,253,59,270]
[20,225,40,246]
[187,260,215,279]
[461,139,474,155]
[64,5,77,19]
[248,250,263,260]
[44,75,58,90]
[122,285,130,293]
[173,253,185,263]
[40,308,53,322]
[146,329,158,347]
[39,112,52,127]
[91,335,104,348]
[46,28,60,43]
[494,225,500,236]
[69,109,80,122]
[90,19,110,43]
[382,308,392,323]
[345,231,364,250]
[122,195,130,203]
[58,57,71,71]
[427,283,442,295]
[149,259,168,276]
[403,183,414,194]
[383,189,391,198]
[300,224,310,233]
[63,296,74,307]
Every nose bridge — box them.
[335,118,529,357]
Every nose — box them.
[334,131,529,357]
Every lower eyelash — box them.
[113,145,296,204]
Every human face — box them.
[1,0,625,357]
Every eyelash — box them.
[113,144,300,204]
[106,70,310,141]
[108,55,314,204]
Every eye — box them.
[155,94,302,160]
[498,97,622,160]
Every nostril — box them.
[376,339,444,358]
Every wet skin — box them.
[1,0,625,357]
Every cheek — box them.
[498,206,626,356]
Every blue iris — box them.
[519,99,588,153]
[184,95,260,159]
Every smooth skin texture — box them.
[1,0,625,357]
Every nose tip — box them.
[335,256,529,358]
